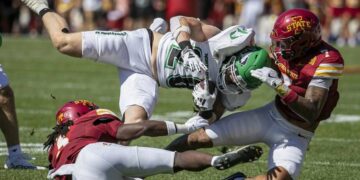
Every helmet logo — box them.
[239,53,251,65]
[57,113,65,124]
[286,16,311,35]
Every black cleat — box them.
[213,145,263,170]
[223,171,247,180]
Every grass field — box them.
[0,36,359,179]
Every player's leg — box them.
[119,70,158,124]
[21,0,82,57]
[71,142,174,179]
[0,86,20,148]
[175,145,263,172]
[261,109,313,180]
[229,102,313,180]
[166,103,273,152]
[0,65,35,169]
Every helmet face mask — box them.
[270,35,298,60]
[217,46,270,94]
[270,8,321,61]
[56,100,99,125]
[217,56,247,94]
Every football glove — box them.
[250,67,283,89]
[21,0,49,15]
[184,115,209,133]
[192,81,217,111]
[181,46,208,72]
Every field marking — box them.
[0,142,359,168]
[312,138,360,143]
[0,142,46,156]
[256,160,360,168]
[153,112,360,123]
[14,107,360,123]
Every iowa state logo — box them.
[286,16,311,35]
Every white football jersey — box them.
[156,25,255,110]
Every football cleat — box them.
[212,145,263,170]
[4,154,46,170]
[223,171,247,180]
[149,18,168,34]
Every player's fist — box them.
[192,80,217,111]
[181,47,208,72]
[184,115,209,133]
[21,0,49,15]
[250,67,283,89]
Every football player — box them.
[0,64,39,169]
[165,8,344,180]
[20,0,270,128]
[45,100,263,179]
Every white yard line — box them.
[14,107,360,123]
[256,160,360,168]
[313,138,360,143]
[0,142,359,168]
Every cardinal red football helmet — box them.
[270,8,321,61]
[55,100,98,125]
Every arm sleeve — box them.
[308,78,333,90]
[105,120,122,138]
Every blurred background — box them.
[0,0,359,47]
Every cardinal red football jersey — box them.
[48,109,122,172]
[274,41,344,122]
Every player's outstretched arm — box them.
[21,0,82,57]
[115,117,208,141]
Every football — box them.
[233,46,271,90]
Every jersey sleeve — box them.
[105,120,122,138]
[314,52,344,79]
[94,109,123,137]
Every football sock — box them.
[210,156,220,166]
[8,144,22,157]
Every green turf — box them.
[0,36,359,179]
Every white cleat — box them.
[149,18,168,34]
[21,0,49,14]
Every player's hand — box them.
[181,47,208,72]
[192,81,217,111]
[250,67,283,89]
[21,0,49,14]
[185,115,209,133]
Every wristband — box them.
[164,121,177,135]
[173,26,191,40]
[176,124,189,134]
[274,83,289,96]
[281,89,298,104]
[39,8,54,17]
[178,41,192,50]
